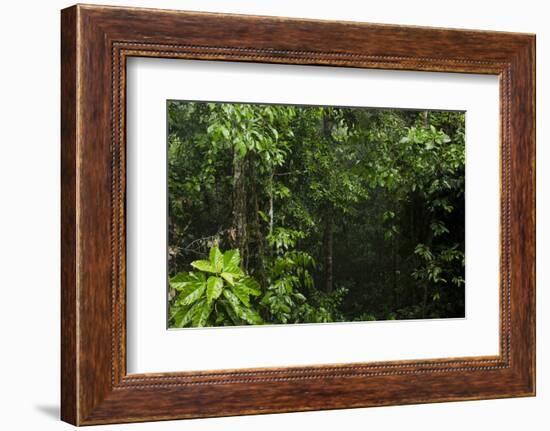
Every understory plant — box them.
[169,246,262,327]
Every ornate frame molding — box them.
[61,5,535,425]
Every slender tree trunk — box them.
[249,159,266,287]
[323,110,332,139]
[232,147,247,268]
[393,236,398,309]
[268,172,274,237]
[321,109,335,293]
[323,207,334,292]
[421,283,428,318]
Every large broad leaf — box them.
[222,290,263,325]
[170,308,188,328]
[239,277,261,296]
[177,281,206,307]
[232,278,260,307]
[220,272,234,286]
[169,272,191,285]
[206,276,224,304]
[169,271,205,290]
[209,246,224,273]
[237,306,263,325]
[222,249,244,277]
[191,300,212,327]
[172,281,204,303]
[171,300,204,328]
[220,299,241,326]
[233,285,254,307]
[232,284,251,307]
[222,289,241,310]
[190,259,217,273]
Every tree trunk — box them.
[232,147,247,268]
[268,172,274,237]
[322,110,335,293]
[249,159,266,287]
[323,110,332,139]
[421,283,428,318]
[323,208,334,292]
[393,236,398,309]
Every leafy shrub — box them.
[261,237,316,323]
[299,286,349,323]
[169,246,263,327]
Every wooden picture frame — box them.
[61,4,535,425]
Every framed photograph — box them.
[61,4,535,425]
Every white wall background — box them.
[0,0,546,429]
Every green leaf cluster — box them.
[170,246,262,327]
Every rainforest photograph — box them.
[167,100,465,329]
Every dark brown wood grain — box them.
[61,4,535,425]
[60,5,78,425]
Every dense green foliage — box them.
[170,246,262,327]
[167,101,465,328]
